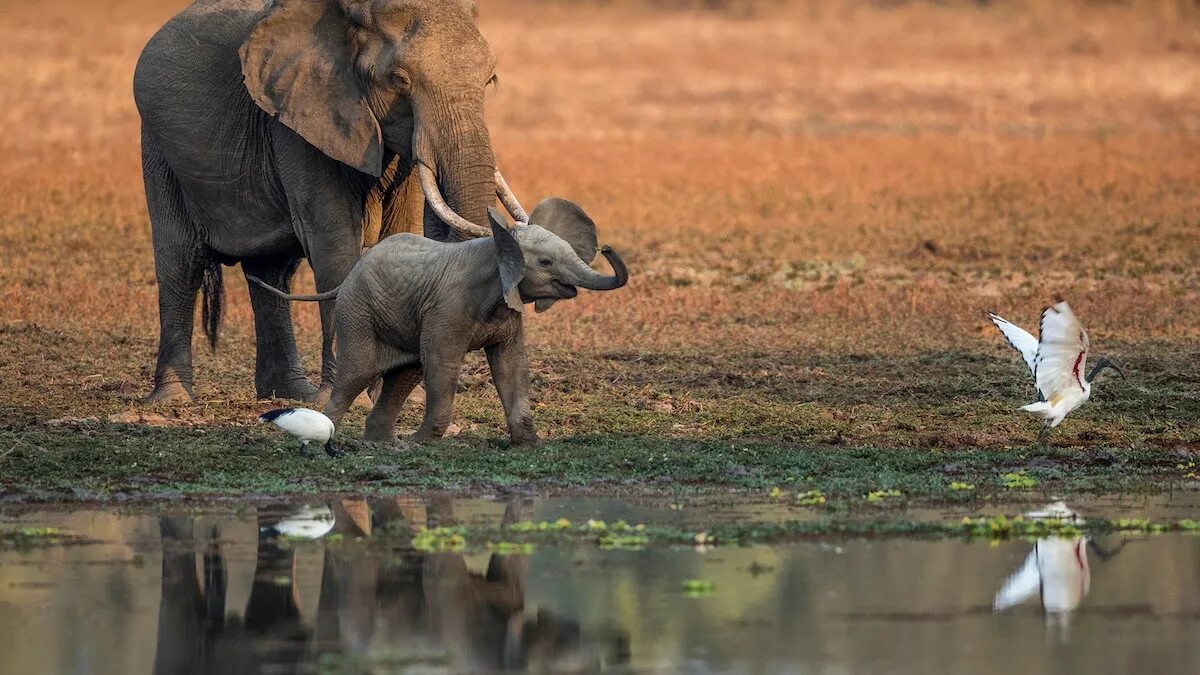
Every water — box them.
[1,495,1198,674]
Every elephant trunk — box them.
[563,246,629,291]
[414,91,497,239]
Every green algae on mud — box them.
[0,423,1193,502]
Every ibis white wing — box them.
[1034,302,1089,403]
[988,313,1038,377]
[994,549,1042,611]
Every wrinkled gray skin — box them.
[134,0,508,404]
[249,199,629,445]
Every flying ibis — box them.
[259,407,344,457]
[988,301,1124,441]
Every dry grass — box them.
[1,0,1198,450]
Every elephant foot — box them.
[362,427,397,444]
[508,419,539,447]
[509,431,540,448]
[309,384,332,408]
[255,377,319,403]
[409,427,442,443]
[145,379,193,405]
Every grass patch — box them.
[0,424,1192,502]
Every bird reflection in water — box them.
[152,497,630,673]
[993,501,1128,639]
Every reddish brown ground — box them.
[1,1,1197,450]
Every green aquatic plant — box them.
[794,489,826,506]
[599,533,650,550]
[411,526,467,552]
[0,527,67,550]
[681,579,716,597]
[506,518,573,533]
[487,541,536,555]
[948,481,975,491]
[865,489,902,504]
[1000,471,1037,490]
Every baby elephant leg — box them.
[485,339,538,446]
[322,341,378,431]
[363,365,422,443]
[412,340,467,442]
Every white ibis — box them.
[259,407,343,457]
[261,504,336,540]
[993,501,1128,623]
[993,502,1090,617]
[988,301,1124,440]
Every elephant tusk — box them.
[417,162,492,239]
[494,169,528,224]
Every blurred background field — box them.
[1,0,1198,451]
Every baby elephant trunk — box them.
[565,246,629,291]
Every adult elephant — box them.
[134,0,527,403]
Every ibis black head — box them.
[259,408,293,423]
[1086,357,1125,383]
[324,441,346,458]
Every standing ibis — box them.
[259,407,344,457]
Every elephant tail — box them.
[245,274,341,302]
[200,259,224,352]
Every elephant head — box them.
[240,0,519,238]
[488,200,629,313]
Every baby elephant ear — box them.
[529,197,598,264]
[489,208,524,313]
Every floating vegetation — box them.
[1178,461,1197,480]
[370,513,1200,555]
[682,579,716,597]
[795,489,826,506]
[507,518,573,533]
[487,541,536,555]
[865,489,902,504]
[411,526,467,552]
[948,481,975,491]
[0,527,69,550]
[1000,471,1038,490]
[600,533,650,550]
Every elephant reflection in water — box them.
[153,497,628,672]
[993,502,1129,632]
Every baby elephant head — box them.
[488,199,628,313]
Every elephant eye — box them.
[539,258,553,268]
[487,73,499,88]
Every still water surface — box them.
[1,495,1197,674]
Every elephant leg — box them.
[284,213,364,407]
[412,339,467,442]
[485,338,538,446]
[321,333,379,431]
[363,365,422,443]
[144,133,206,403]
[273,127,372,406]
[242,256,317,401]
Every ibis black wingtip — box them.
[259,408,293,423]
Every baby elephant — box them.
[249,198,628,446]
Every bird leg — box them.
[1036,423,1051,445]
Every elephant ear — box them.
[489,208,525,313]
[529,197,598,264]
[240,0,384,177]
